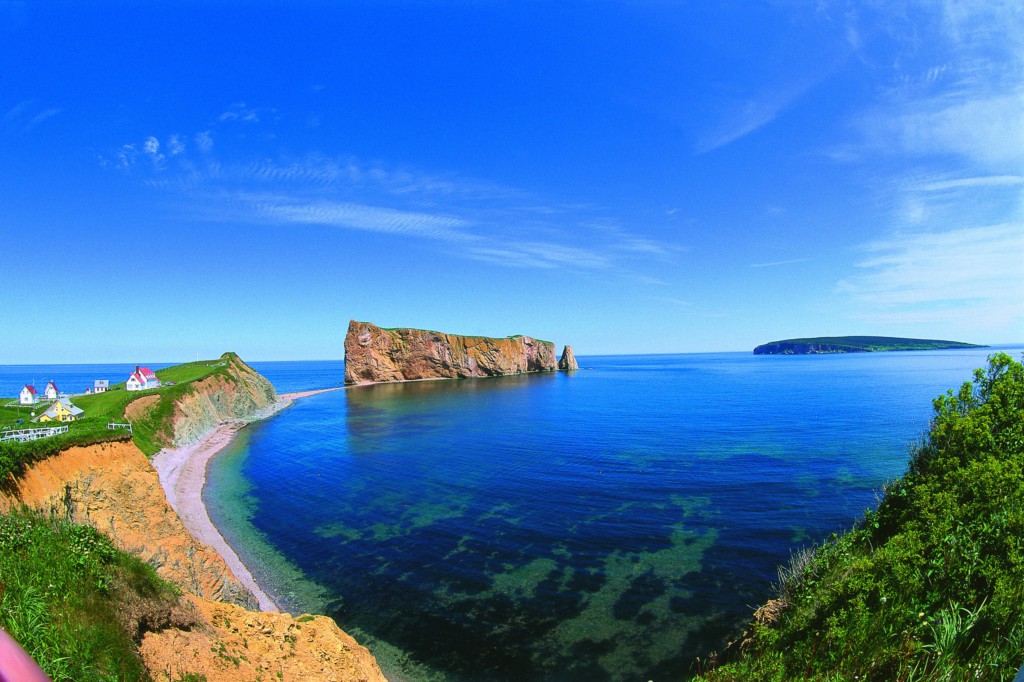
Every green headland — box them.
[0,353,245,482]
[753,336,987,355]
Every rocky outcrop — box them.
[140,593,386,682]
[345,320,558,384]
[558,345,579,371]
[170,354,277,447]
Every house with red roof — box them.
[126,366,161,392]
[19,385,38,405]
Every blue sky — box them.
[2,1,1022,363]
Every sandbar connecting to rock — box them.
[152,387,343,612]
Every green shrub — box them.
[698,353,1024,681]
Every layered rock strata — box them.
[345,319,558,384]
[0,441,387,681]
[170,354,278,447]
[558,345,579,371]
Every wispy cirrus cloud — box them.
[838,223,1024,329]
[26,108,60,130]
[466,242,612,270]
[828,3,1024,336]
[251,196,473,242]
[104,110,682,278]
[696,76,824,154]
[3,101,60,133]
[750,257,810,268]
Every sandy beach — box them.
[151,387,343,612]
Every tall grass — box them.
[0,509,180,681]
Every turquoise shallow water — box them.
[197,349,1015,680]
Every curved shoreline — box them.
[151,387,342,612]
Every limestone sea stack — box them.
[558,345,579,371]
[344,320,559,385]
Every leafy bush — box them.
[698,353,1024,681]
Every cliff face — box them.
[0,354,388,682]
[558,345,579,371]
[171,354,278,447]
[0,441,386,682]
[345,319,558,384]
[0,441,254,607]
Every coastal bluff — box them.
[344,319,560,384]
[753,336,986,355]
[0,355,386,682]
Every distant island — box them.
[753,336,987,355]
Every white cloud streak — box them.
[253,198,472,242]
[750,258,810,268]
[838,223,1024,328]
[696,76,823,154]
[106,105,682,278]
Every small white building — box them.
[93,380,109,393]
[126,366,161,392]
[44,381,59,401]
[20,385,39,405]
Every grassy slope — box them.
[0,508,189,682]
[697,353,1024,681]
[0,353,246,483]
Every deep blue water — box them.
[203,347,1022,682]
[4,350,1019,680]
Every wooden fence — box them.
[0,425,69,443]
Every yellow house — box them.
[38,398,84,423]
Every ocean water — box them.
[4,350,1018,680]
[204,347,1022,681]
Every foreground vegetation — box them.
[0,354,243,484]
[697,352,1024,681]
[0,508,188,681]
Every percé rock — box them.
[345,320,558,384]
[558,345,579,371]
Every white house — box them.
[20,385,38,405]
[43,381,59,401]
[126,366,161,391]
[93,380,109,393]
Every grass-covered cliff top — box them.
[697,352,1024,681]
[351,320,554,345]
[754,336,986,354]
[0,352,255,482]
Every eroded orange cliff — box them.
[0,440,387,682]
[344,319,558,384]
